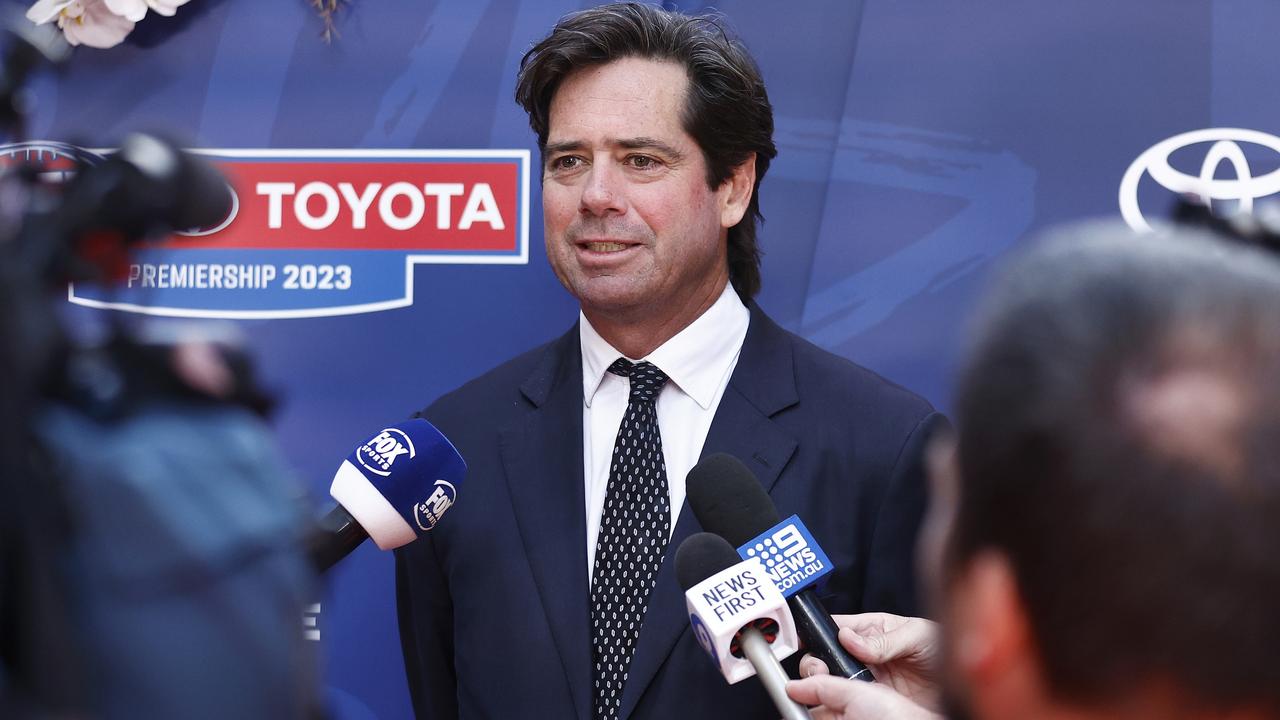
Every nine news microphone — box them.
[307,418,466,572]
[675,532,812,720]
[687,452,875,682]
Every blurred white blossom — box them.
[26,0,78,24]
[103,0,191,22]
[27,0,189,50]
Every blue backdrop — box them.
[25,1,1280,717]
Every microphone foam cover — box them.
[686,453,781,547]
[330,418,466,550]
[675,532,742,592]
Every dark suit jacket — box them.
[396,304,944,719]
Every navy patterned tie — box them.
[590,359,671,720]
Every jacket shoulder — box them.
[751,310,935,433]
[793,333,934,422]
[417,339,556,426]
[414,324,576,425]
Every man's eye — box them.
[627,155,660,169]
[551,156,581,171]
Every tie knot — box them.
[608,358,668,400]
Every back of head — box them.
[514,2,777,300]
[952,221,1280,714]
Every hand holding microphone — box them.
[787,617,941,720]
[798,612,941,711]
[308,418,466,571]
[675,531,812,720]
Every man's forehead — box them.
[556,56,688,96]
[546,57,691,142]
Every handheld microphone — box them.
[675,532,811,720]
[308,418,466,572]
[687,453,874,682]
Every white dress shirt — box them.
[580,283,750,582]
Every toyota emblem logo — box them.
[1119,128,1280,232]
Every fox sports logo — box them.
[414,479,457,531]
[1119,128,1280,232]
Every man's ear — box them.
[949,552,1047,718]
[718,153,756,229]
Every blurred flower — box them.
[103,0,191,22]
[27,0,191,50]
[25,0,78,24]
[27,0,133,49]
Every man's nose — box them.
[579,161,626,217]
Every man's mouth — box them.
[579,241,631,252]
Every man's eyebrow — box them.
[616,137,685,161]
[542,137,686,161]
[543,140,584,157]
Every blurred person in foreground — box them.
[0,133,320,717]
[787,222,1280,720]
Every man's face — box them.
[541,57,739,323]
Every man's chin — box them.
[572,281,652,317]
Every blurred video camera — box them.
[0,19,317,720]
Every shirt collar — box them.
[580,283,750,409]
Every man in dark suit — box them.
[395,4,944,718]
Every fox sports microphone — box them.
[687,453,874,682]
[308,418,466,572]
[676,532,811,720]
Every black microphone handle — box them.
[789,589,874,681]
[307,504,370,573]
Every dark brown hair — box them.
[515,2,776,301]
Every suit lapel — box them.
[618,305,800,720]
[499,329,593,720]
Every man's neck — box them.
[584,277,732,359]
